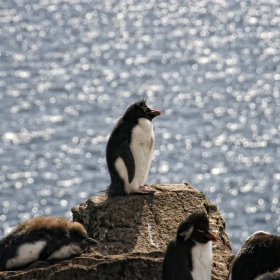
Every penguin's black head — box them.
[69,222,97,250]
[123,99,161,123]
[176,212,217,244]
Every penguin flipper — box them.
[39,245,53,260]
[174,265,193,280]
[120,141,135,183]
[39,233,69,260]
[162,240,193,280]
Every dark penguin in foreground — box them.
[228,231,280,280]
[0,216,97,270]
[106,99,161,196]
[162,212,217,280]
[255,269,280,280]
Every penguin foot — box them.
[133,185,153,194]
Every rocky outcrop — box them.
[0,183,234,280]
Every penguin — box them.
[228,231,280,280]
[106,99,161,196]
[162,212,217,280]
[0,216,97,270]
[255,269,280,280]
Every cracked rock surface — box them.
[0,184,234,280]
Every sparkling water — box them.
[1,0,280,254]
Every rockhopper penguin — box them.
[106,99,161,196]
[0,216,97,270]
[228,231,280,280]
[162,212,217,280]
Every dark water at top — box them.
[1,0,280,254]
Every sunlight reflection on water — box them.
[1,0,280,254]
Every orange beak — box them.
[149,109,161,116]
[206,230,217,242]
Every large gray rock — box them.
[0,184,234,280]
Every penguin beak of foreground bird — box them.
[86,237,98,245]
[149,109,161,116]
[205,230,218,242]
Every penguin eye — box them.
[142,105,149,113]
[197,229,205,233]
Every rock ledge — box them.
[0,184,234,280]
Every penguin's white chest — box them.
[191,241,213,280]
[228,270,232,280]
[115,118,154,193]
[6,240,47,269]
[47,243,83,260]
